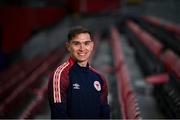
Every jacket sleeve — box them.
[100,76,110,119]
[48,71,69,119]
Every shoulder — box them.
[53,61,72,79]
[89,66,107,83]
[89,66,99,75]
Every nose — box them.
[79,43,85,51]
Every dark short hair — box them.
[68,26,92,42]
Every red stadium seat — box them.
[145,73,169,84]
[160,49,179,72]
[110,26,141,119]
[142,16,180,36]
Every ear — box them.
[66,42,70,52]
[91,41,94,50]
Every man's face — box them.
[67,33,94,65]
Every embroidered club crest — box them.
[94,81,101,91]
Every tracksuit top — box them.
[48,57,110,119]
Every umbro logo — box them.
[73,83,80,89]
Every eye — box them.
[71,41,80,46]
[84,41,92,45]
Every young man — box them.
[48,26,110,119]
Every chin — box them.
[77,58,87,62]
[76,57,88,62]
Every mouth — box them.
[78,53,86,56]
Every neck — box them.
[77,61,88,67]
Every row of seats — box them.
[19,81,48,119]
[110,26,141,119]
[126,20,165,77]
[126,19,179,80]
[0,59,28,85]
[153,74,180,118]
[137,17,180,79]
[131,16,180,56]
[0,47,66,118]
[124,16,180,118]
[142,16,180,37]
[0,56,44,102]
